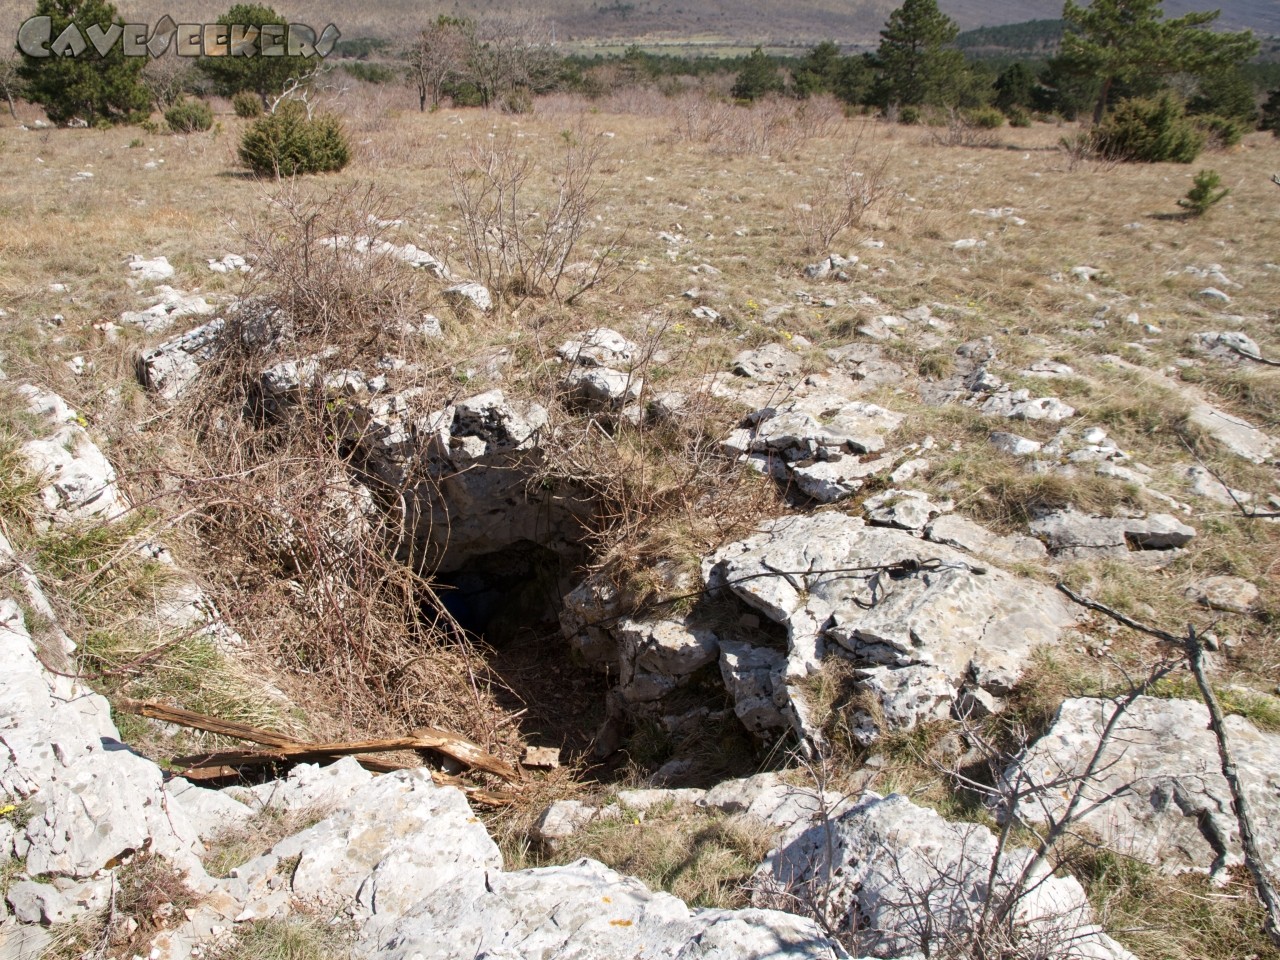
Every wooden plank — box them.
[116,698,301,749]
[120,698,519,782]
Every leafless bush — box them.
[930,108,1001,149]
[666,94,838,157]
[448,129,626,304]
[141,55,196,112]
[236,180,422,343]
[1058,129,1121,173]
[760,651,1188,959]
[792,127,899,255]
[150,182,519,753]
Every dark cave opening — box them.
[424,541,611,760]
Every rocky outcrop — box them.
[136,318,227,401]
[704,513,1076,741]
[368,860,842,960]
[1006,697,1280,879]
[721,393,906,503]
[0,600,202,881]
[1028,509,1196,559]
[754,791,1135,960]
[18,386,128,527]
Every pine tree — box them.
[731,46,783,102]
[1261,88,1280,136]
[17,0,149,125]
[994,62,1035,114]
[196,4,311,106]
[874,0,966,109]
[1059,0,1258,124]
[791,40,842,98]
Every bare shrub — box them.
[150,182,520,754]
[1058,129,1121,173]
[448,129,625,304]
[141,55,196,112]
[930,108,1001,149]
[792,126,899,255]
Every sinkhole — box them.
[424,540,612,760]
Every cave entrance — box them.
[427,541,610,759]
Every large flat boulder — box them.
[364,859,843,960]
[754,791,1134,960]
[1005,696,1280,879]
[704,514,1076,741]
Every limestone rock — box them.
[617,788,707,811]
[989,431,1042,456]
[1028,509,1195,557]
[1185,575,1259,614]
[533,800,604,847]
[127,254,175,283]
[825,343,906,387]
[733,343,803,383]
[705,514,1075,706]
[1188,402,1276,463]
[754,791,1135,960]
[616,618,719,679]
[1196,331,1262,362]
[558,328,640,369]
[863,489,953,531]
[699,773,850,830]
[442,282,492,313]
[564,366,642,407]
[232,769,499,921]
[365,859,842,959]
[21,424,127,526]
[924,514,1048,566]
[718,641,788,734]
[1007,697,1280,879]
[560,576,623,670]
[136,318,227,401]
[848,664,954,746]
[789,454,894,503]
[120,286,214,334]
[981,389,1076,423]
[1183,465,1253,506]
[1122,513,1196,550]
[233,756,375,816]
[1028,509,1128,558]
[0,600,201,880]
[747,395,904,457]
[166,778,254,842]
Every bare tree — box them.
[141,55,196,112]
[465,14,559,109]
[266,61,347,119]
[404,17,469,112]
[0,53,23,120]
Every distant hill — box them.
[0,0,1275,54]
[955,19,1064,56]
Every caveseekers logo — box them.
[16,15,339,58]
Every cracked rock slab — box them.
[704,514,1076,712]
[1006,697,1280,879]
[747,395,904,457]
[754,791,1135,960]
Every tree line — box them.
[6,0,1280,149]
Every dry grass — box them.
[205,916,353,960]
[2,85,1280,957]
[531,801,776,909]
[202,803,334,879]
[1077,852,1280,960]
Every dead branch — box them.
[116,697,520,782]
[1184,627,1280,949]
[1056,585,1280,947]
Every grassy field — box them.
[2,79,1280,956]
